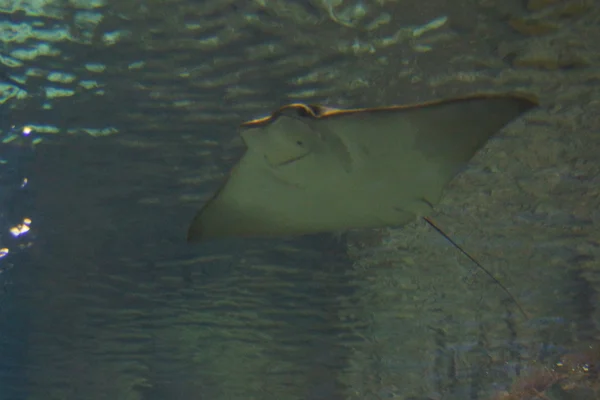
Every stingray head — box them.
[240,104,323,168]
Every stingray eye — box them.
[293,106,311,118]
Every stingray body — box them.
[188,94,537,242]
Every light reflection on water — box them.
[0,114,38,400]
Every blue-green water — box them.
[1,0,599,399]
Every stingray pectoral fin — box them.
[187,189,264,242]
[187,193,302,241]
[187,187,229,242]
[409,95,537,180]
[187,168,256,242]
[187,152,302,241]
[187,196,257,241]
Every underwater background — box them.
[0,0,599,399]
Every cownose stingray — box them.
[188,93,537,242]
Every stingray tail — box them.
[423,217,529,320]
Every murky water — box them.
[1,0,599,399]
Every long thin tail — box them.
[423,217,529,320]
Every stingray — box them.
[188,93,537,242]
